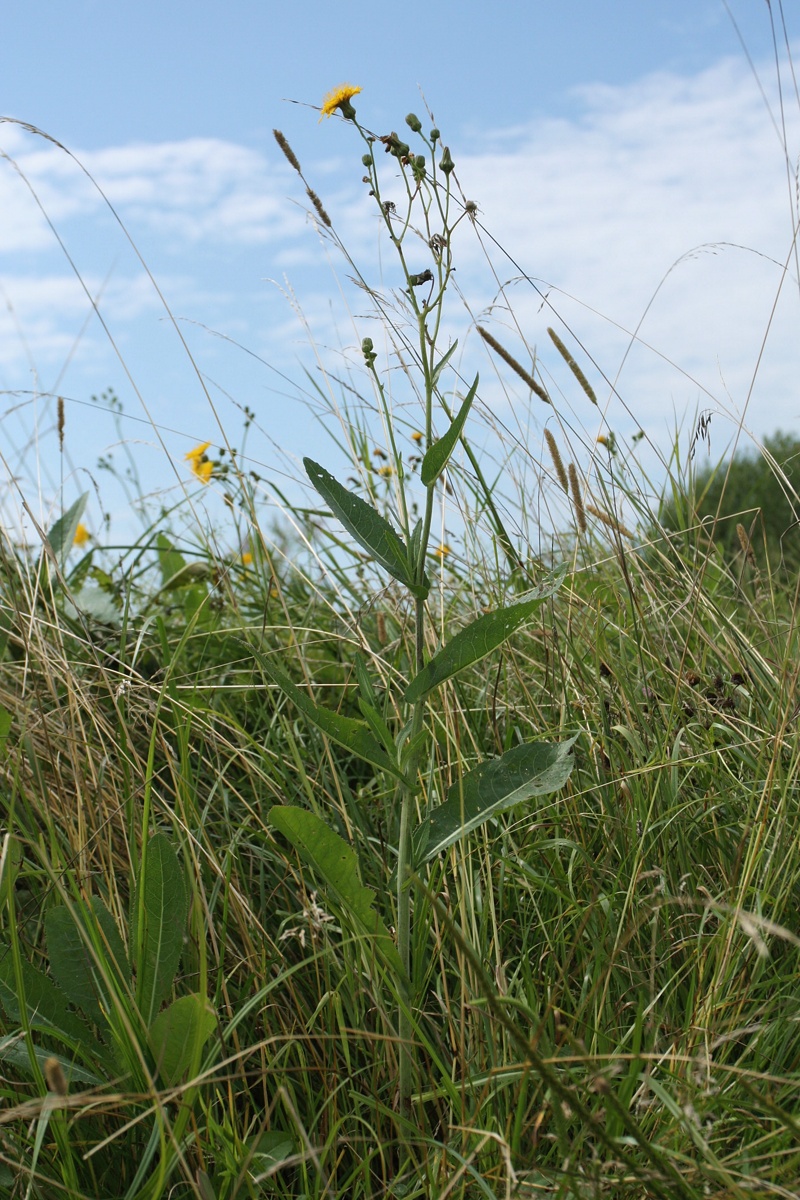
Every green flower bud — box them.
[405,112,422,133]
[430,128,440,142]
[439,146,454,175]
[362,153,373,167]
[362,337,377,366]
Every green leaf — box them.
[269,807,403,977]
[414,737,578,862]
[249,644,410,784]
[404,567,566,703]
[0,943,96,1051]
[421,374,478,487]
[149,993,215,1086]
[44,493,88,566]
[0,1041,102,1089]
[0,707,12,760]
[131,834,187,1026]
[304,458,428,599]
[156,533,187,589]
[431,339,458,387]
[45,897,129,1030]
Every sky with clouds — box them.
[1,0,799,544]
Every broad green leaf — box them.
[44,493,88,566]
[131,833,187,1026]
[304,458,429,599]
[414,737,578,862]
[45,897,129,1030]
[149,993,215,1086]
[421,374,479,487]
[0,944,96,1051]
[269,806,403,976]
[65,586,122,625]
[250,645,410,784]
[156,533,187,588]
[0,1040,102,1088]
[431,339,458,387]
[404,567,566,703]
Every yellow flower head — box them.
[320,83,362,121]
[377,465,394,478]
[185,441,213,484]
[73,523,90,547]
[596,435,609,447]
[434,543,451,560]
[411,431,423,443]
[241,551,253,566]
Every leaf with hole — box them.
[414,736,578,862]
[421,374,478,486]
[269,806,403,976]
[404,567,566,703]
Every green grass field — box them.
[1,82,799,1200]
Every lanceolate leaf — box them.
[304,458,429,599]
[431,339,459,387]
[45,897,129,1031]
[404,568,566,703]
[421,374,479,487]
[44,493,89,566]
[131,834,187,1026]
[0,945,95,1050]
[269,806,403,977]
[414,737,578,862]
[249,644,410,784]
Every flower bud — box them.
[405,112,422,133]
[362,337,377,366]
[439,146,454,175]
[430,128,440,142]
[362,153,373,167]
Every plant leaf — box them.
[0,943,96,1051]
[421,374,478,487]
[131,834,187,1026]
[431,339,458,387]
[44,493,89,567]
[404,567,566,703]
[269,806,403,977]
[45,897,129,1030]
[249,644,410,783]
[414,736,578,862]
[156,533,187,589]
[149,993,215,1086]
[304,458,428,599]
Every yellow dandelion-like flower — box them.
[185,441,214,484]
[434,543,451,559]
[411,431,423,443]
[596,435,609,447]
[241,552,253,566]
[320,83,362,121]
[73,523,90,547]
[377,465,394,478]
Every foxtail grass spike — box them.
[477,326,551,405]
[544,429,569,493]
[568,463,587,533]
[306,188,332,228]
[585,503,635,540]
[547,327,597,405]
[273,129,302,175]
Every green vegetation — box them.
[1,90,800,1200]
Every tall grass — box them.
[1,42,800,1200]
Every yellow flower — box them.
[73,523,90,547]
[596,435,609,447]
[411,431,423,443]
[241,552,253,566]
[185,441,213,484]
[320,83,362,121]
[377,465,394,478]
[434,543,451,559]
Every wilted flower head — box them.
[320,83,362,121]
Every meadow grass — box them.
[1,73,800,1200]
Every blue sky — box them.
[2,0,799,547]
